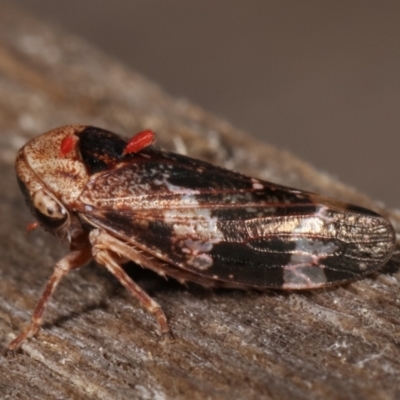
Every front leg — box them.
[8,245,92,352]
[89,229,173,340]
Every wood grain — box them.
[0,3,400,399]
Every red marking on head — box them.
[60,135,76,157]
[26,221,39,234]
[123,129,156,155]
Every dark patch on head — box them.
[17,176,33,215]
[78,127,127,174]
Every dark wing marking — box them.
[77,147,395,289]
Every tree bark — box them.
[0,3,399,399]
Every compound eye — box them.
[32,189,68,229]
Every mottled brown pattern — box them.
[11,125,396,351]
[2,6,400,398]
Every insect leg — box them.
[88,229,226,288]
[8,245,92,352]
[89,229,173,340]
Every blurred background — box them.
[13,1,400,207]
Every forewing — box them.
[78,147,395,289]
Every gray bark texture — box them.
[0,3,400,399]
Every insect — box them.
[9,125,395,350]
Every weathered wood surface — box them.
[1,3,400,399]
